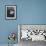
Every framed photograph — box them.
[18,24,46,42]
[5,5,16,20]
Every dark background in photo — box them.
[7,7,15,17]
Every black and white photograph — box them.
[18,25,46,46]
[5,5,16,20]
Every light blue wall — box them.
[0,0,46,44]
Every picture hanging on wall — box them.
[5,5,16,20]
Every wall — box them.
[0,0,46,44]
